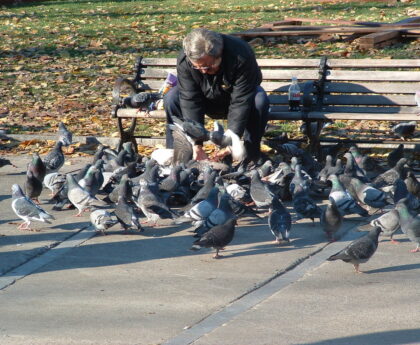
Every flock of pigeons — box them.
[6,120,420,272]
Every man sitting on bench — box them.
[164,28,269,165]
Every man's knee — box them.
[164,86,182,122]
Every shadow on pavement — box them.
[297,328,420,345]
[366,263,420,274]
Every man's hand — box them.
[193,145,208,161]
[213,146,231,161]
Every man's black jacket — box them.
[176,34,262,137]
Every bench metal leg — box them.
[116,117,138,153]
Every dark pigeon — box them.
[320,199,343,241]
[114,195,144,233]
[387,144,404,168]
[292,184,322,225]
[391,121,417,140]
[405,171,420,198]
[372,158,408,190]
[24,169,43,204]
[28,152,47,183]
[268,196,292,244]
[43,141,65,173]
[191,218,237,259]
[327,227,382,273]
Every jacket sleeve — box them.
[227,57,259,137]
[177,60,206,125]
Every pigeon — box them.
[292,184,322,224]
[318,155,333,182]
[268,196,292,244]
[257,160,274,178]
[327,174,368,217]
[193,192,234,237]
[190,218,237,259]
[78,165,102,197]
[137,184,177,226]
[43,172,66,196]
[90,209,118,236]
[250,169,274,208]
[58,122,72,146]
[66,173,102,216]
[387,144,404,168]
[349,146,385,180]
[327,227,382,273]
[209,120,226,146]
[343,152,367,181]
[372,158,408,190]
[358,209,400,243]
[159,165,182,193]
[24,169,43,204]
[178,187,219,223]
[104,174,133,204]
[405,171,420,198]
[43,140,65,173]
[114,195,144,233]
[320,199,343,241]
[171,124,194,165]
[289,164,311,195]
[349,177,393,209]
[395,200,420,253]
[11,184,55,231]
[28,152,47,182]
[391,121,417,140]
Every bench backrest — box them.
[126,57,420,121]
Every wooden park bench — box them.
[111,57,420,154]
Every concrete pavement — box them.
[0,153,419,345]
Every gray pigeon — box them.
[395,200,420,253]
[137,184,176,226]
[327,227,382,273]
[320,199,343,241]
[178,187,219,223]
[372,158,408,190]
[349,177,393,209]
[58,122,72,146]
[171,124,194,165]
[268,196,292,244]
[289,164,311,195]
[193,192,234,237]
[11,184,55,231]
[78,166,102,197]
[391,121,417,140]
[24,169,43,204]
[114,195,144,233]
[250,169,274,208]
[43,172,66,196]
[90,209,118,236]
[191,218,237,259]
[43,141,65,173]
[327,174,369,217]
[66,173,102,216]
[358,209,400,243]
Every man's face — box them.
[189,55,222,75]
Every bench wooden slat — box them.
[328,59,420,68]
[269,111,420,121]
[325,82,420,94]
[326,70,420,81]
[323,94,416,106]
[140,58,322,68]
[269,105,418,114]
[140,68,320,81]
[320,105,418,114]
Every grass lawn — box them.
[1,0,419,140]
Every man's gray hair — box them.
[183,28,223,61]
